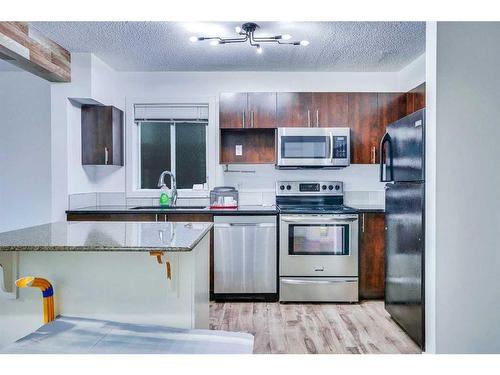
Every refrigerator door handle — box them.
[379,132,394,182]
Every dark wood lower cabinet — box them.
[359,212,385,299]
[66,213,157,221]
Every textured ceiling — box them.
[29,22,425,72]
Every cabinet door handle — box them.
[242,112,246,128]
[362,213,365,233]
[316,109,319,127]
[251,111,254,128]
[104,147,109,165]
[307,110,311,127]
[371,146,376,164]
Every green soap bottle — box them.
[159,185,170,207]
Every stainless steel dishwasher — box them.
[214,215,277,300]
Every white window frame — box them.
[125,96,217,198]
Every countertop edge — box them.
[0,222,214,253]
[66,207,278,215]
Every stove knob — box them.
[322,185,327,190]
[280,185,285,190]
[286,185,292,190]
[328,185,334,190]
[335,185,340,190]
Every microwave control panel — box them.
[332,136,348,159]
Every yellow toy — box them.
[16,277,55,324]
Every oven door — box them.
[277,127,350,167]
[280,214,358,277]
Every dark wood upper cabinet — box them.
[348,93,379,164]
[348,93,406,164]
[312,93,348,127]
[359,212,385,299]
[81,105,123,166]
[376,93,407,164]
[406,83,426,115]
[378,93,408,128]
[220,92,277,129]
[219,91,411,164]
[277,92,313,127]
[247,92,277,128]
[219,93,247,129]
[220,129,275,164]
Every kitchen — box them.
[0,13,499,367]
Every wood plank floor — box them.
[209,300,421,354]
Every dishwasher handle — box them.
[214,223,276,228]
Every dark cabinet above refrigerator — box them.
[81,105,124,166]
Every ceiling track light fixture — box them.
[189,22,310,54]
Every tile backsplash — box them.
[97,192,126,206]
[68,190,383,209]
[67,192,211,209]
[68,193,97,209]
[67,164,385,209]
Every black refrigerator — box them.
[379,108,425,349]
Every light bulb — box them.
[235,26,242,33]
[210,40,220,46]
[282,34,292,40]
[256,46,263,54]
[300,40,310,46]
[189,36,198,42]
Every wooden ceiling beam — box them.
[0,22,70,82]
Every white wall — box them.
[50,54,125,220]
[398,53,425,92]
[428,22,500,353]
[67,54,124,196]
[0,72,52,232]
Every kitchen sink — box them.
[130,206,207,210]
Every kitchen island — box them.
[0,221,212,348]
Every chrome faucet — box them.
[157,170,178,206]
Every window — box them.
[135,104,208,190]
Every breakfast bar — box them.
[0,221,214,349]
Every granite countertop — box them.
[66,204,382,214]
[0,221,213,252]
[66,205,278,215]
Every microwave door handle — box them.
[379,132,393,182]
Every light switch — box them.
[235,144,243,156]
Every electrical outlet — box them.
[235,144,243,156]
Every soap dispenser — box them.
[159,185,170,207]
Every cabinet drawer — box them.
[280,277,358,302]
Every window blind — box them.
[134,104,209,121]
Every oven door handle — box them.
[281,278,357,285]
[329,132,334,162]
[281,217,358,223]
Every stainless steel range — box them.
[276,181,359,302]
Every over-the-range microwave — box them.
[276,127,350,168]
